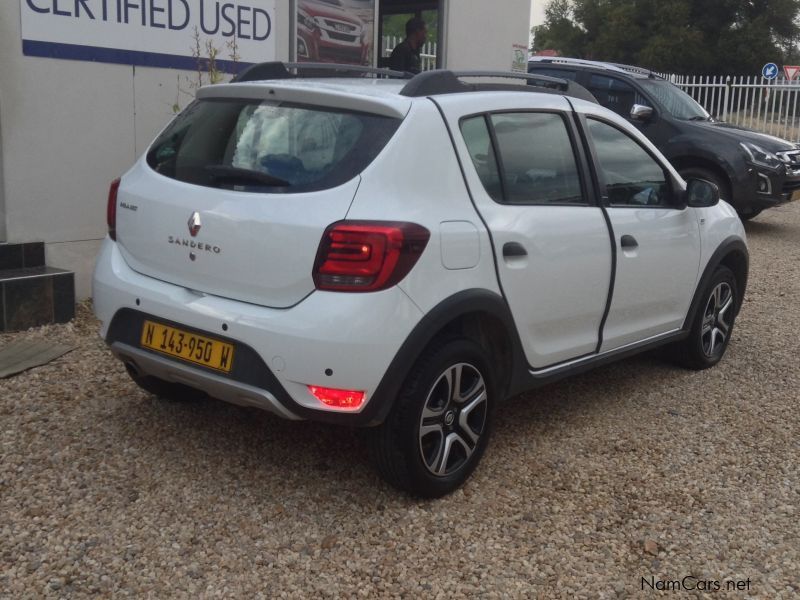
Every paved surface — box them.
[1,203,798,598]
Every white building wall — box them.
[443,0,531,71]
[0,99,6,242]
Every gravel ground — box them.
[1,204,799,599]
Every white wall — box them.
[443,0,531,71]
[0,97,6,242]
[0,2,290,298]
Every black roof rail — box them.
[398,70,598,103]
[400,70,570,96]
[227,63,597,104]
[230,61,411,83]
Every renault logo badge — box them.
[188,212,202,237]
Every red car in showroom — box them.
[297,0,370,65]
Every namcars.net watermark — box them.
[642,576,752,593]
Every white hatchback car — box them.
[94,63,748,497]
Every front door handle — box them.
[620,235,638,249]
[503,242,528,258]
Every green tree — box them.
[532,0,585,56]
[532,0,800,74]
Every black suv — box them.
[529,57,800,219]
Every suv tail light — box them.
[107,178,121,241]
[313,221,430,292]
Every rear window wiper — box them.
[204,165,291,187]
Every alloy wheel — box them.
[418,363,488,476]
[701,282,734,358]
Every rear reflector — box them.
[308,385,365,410]
[313,221,430,292]
[107,178,121,241]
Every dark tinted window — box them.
[461,116,504,202]
[586,75,651,118]
[638,80,709,120]
[147,99,400,193]
[587,118,670,207]
[490,113,584,205]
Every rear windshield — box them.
[146,99,401,193]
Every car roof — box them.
[238,78,409,97]
[196,64,599,117]
[229,62,598,100]
[200,79,414,119]
[528,57,664,80]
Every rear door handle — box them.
[620,235,638,249]
[503,242,528,257]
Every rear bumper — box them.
[110,342,300,420]
[93,239,424,425]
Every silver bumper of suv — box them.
[776,149,800,201]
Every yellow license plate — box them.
[140,320,234,373]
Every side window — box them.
[460,116,504,202]
[527,67,578,81]
[587,118,670,207]
[490,113,584,205]
[586,75,650,119]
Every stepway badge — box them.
[762,63,779,80]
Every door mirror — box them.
[630,104,654,122]
[685,178,720,208]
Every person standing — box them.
[388,17,428,74]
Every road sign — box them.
[763,63,779,80]
[785,65,800,81]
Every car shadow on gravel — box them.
[743,218,798,236]
[102,386,383,499]
[494,351,685,444]
[96,348,689,505]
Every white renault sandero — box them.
[93,63,748,497]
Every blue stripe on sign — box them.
[22,40,252,73]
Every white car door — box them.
[581,114,701,351]
[436,94,614,369]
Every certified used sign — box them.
[20,0,277,70]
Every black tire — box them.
[673,266,739,370]
[126,367,207,402]
[369,337,496,498]
[738,208,763,221]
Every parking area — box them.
[1,203,798,598]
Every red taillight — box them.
[313,221,430,292]
[308,385,365,410]
[107,178,121,241]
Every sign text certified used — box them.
[20,0,277,70]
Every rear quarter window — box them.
[146,99,401,193]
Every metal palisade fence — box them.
[665,74,800,144]
[381,36,437,71]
